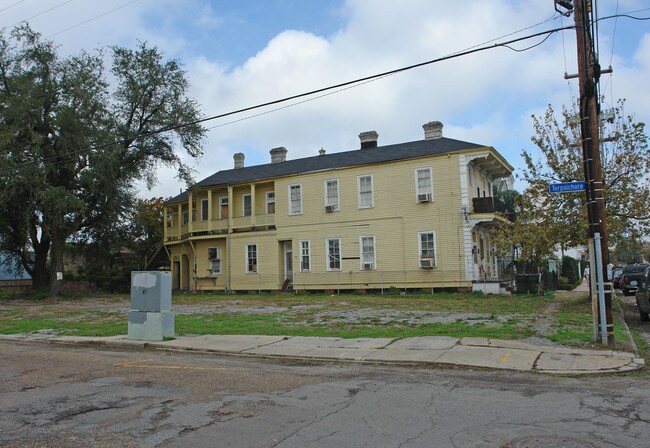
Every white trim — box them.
[288,184,302,215]
[417,231,437,268]
[245,243,258,273]
[324,178,340,211]
[299,240,311,272]
[326,237,341,271]
[208,246,222,275]
[200,198,209,221]
[414,167,433,203]
[357,174,374,209]
[265,191,275,214]
[359,235,376,270]
[242,193,251,217]
[218,196,228,219]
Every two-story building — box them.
[163,121,514,293]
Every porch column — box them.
[207,190,213,232]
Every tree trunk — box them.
[29,238,50,290]
[48,232,65,296]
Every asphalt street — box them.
[1,340,648,448]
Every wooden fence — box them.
[0,279,32,294]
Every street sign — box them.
[549,181,586,194]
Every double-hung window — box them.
[208,246,221,275]
[415,168,433,202]
[243,194,252,217]
[300,240,311,272]
[418,231,436,267]
[324,179,339,211]
[219,197,228,219]
[246,244,258,273]
[289,184,302,215]
[266,191,275,214]
[358,175,374,208]
[327,238,341,271]
[201,198,209,221]
[360,236,376,270]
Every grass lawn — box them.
[0,289,636,353]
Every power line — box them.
[10,0,76,28]
[3,12,644,173]
[48,0,141,38]
[0,0,28,14]
[1,24,576,174]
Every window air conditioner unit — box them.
[325,205,336,212]
[417,193,432,203]
[420,258,434,268]
[362,263,373,270]
[208,248,219,260]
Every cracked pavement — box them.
[1,340,648,448]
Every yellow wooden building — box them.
[163,121,514,293]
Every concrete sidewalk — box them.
[3,333,644,375]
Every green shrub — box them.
[561,256,580,285]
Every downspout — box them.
[227,185,232,293]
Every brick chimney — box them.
[359,131,378,149]
[423,121,443,140]
[233,152,245,169]
[270,147,287,163]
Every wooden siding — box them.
[164,147,511,291]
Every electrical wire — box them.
[9,0,76,28]
[48,0,141,38]
[0,24,576,174]
[2,11,645,173]
[0,0,28,14]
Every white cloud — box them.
[2,1,648,199]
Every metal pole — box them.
[594,232,607,344]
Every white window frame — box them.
[200,198,209,221]
[360,235,376,270]
[219,196,228,219]
[324,179,340,211]
[288,184,302,215]
[418,231,437,267]
[415,167,433,202]
[245,243,258,273]
[357,174,374,209]
[182,210,189,225]
[300,240,311,272]
[243,193,252,217]
[208,246,222,275]
[326,238,341,271]
[266,191,275,214]
[167,212,174,228]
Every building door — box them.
[173,260,180,289]
[284,241,293,282]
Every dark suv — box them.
[635,266,650,322]
[621,263,650,296]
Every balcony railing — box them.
[472,197,514,220]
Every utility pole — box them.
[559,0,613,342]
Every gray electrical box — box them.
[128,271,174,341]
[130,271,172,312]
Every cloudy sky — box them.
[2,0,649,197]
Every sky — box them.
[1,0,649,198]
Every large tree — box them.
[493,100,649,265]
[0,24,206,294]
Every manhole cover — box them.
[503,435,601,448]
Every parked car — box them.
[621,263,650,296]
[635,266,650,322]
[612,266,624,289]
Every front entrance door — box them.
[284,241,293,282]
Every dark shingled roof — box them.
[167,136,487,204]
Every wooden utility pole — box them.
[573,0,613,342]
